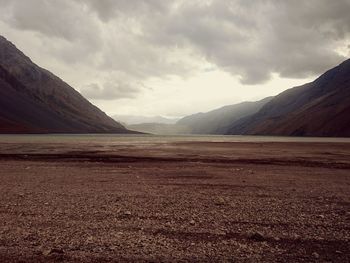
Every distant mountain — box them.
[0,35,133,134]
[113,115,179,125]
[176,97,273,134]
[127,98,273,135]
[227,59,350,137]
[127,123,190,135]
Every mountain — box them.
[127,98,273,135]
[127,122,190,135]
[227,59,350,137]
[0,35,132,134]
[176,97,273,134]
[113,115,179,125]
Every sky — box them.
[0,0,349,118]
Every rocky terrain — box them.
[0,136,349,262]
[0,35,131,134]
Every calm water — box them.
[0,134,349,144]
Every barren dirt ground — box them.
[0,139,349,262]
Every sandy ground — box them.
[0,139,349,262]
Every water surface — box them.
[0,134,349,145]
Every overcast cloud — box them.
[0,0,349,115]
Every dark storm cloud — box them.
[0,0,349,99]
[78,0,350,84]
[141,0,349,84]
[0,0,102,65]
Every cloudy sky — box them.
[0,0,349,118]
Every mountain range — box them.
[0,35,349,137]
[226,59,350,137]
[130,59,350,137]
[113,115,179,125]
[177,97,273,134]
[126,97,273,135]
[0,35,132,134]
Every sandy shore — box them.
[0,139,349,262]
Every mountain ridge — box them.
[176,97,273,134]
[127,97,273,135]
[0,35,133,134]
[227,59,350,136]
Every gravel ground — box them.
[0,140,349,262]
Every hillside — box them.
[177,97,273,134]
[0,36,132,134]
[227,59,350,136]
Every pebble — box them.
[292,233,300,239]
[190,220,195,225]
[124,211,132,216]
[312,252,320,259]
[249,232,265,242]
[215,197,226,205]
[43,248,64,256]
[50,248,64,254]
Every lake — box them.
[0,134,350,145]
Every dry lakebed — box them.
[0,135,349,262]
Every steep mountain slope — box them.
[0,35,131,133]
[177,97,273,134]
[227,59,350,137]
